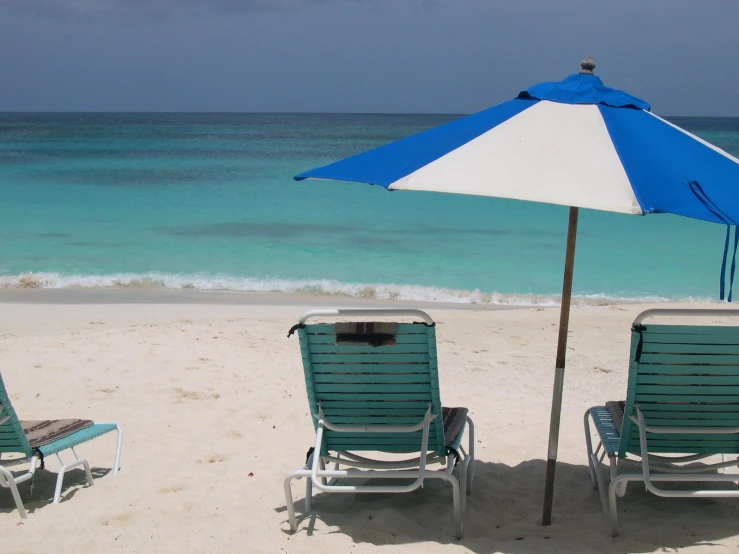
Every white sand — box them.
[2,298,739,553]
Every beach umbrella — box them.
[293,57,739,525]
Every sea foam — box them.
[0,271,688,306]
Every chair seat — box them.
[588,406,621,456]
[36,424,118,457]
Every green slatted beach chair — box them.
[585,309,739,536]
[284,309,474,538]
[0,372,122,518]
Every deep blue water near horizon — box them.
[1,111,738,305]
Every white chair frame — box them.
[285,405,475,538]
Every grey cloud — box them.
[0,0,344,18]
[1,0,737,115]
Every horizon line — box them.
[0,110,737,119]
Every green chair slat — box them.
[639,418,739,426]
[307,334,430,345]
[641,343,739,354]
[319,410,435,419]
[316,392,434,401]
[317,405,429,412]
[324,416,432,424]
[306,323,428,335]
[311,363,431,373]
[621,439,739,455]
[324,438,438,446]
[638,353,739,365]
[633,363,739,375]
[634,385,739,395]
[641,325,739,339]
[308,344,434,355]
[315,411,435,418]
[638,405,739,413]
[0,438,28,448]
[638,445,739,454]
[0,424,27,439]
[635,394,739,403]
[644,337,739,346]
[315,384,433,394]
[624,430,739,442]
[325,443,441,451]
[312,373,432,384]
[318,400,433,410]
[323,444,430,452]
[324,431,424,439]
[624,431,739,441]
[310,353,432,364]
[635,375,739,385]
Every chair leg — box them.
[53,451,94,504]
[9,480,27,519]
[460,457,468,497]
[593,455,610,515]
[433,467,464,538]
[284,474,298,533]
[305,473,313,513]
[112,425,123,475]
[26,474,34,501]
[458,448,473,514]
[584,410,598,489]
[318,457,327,486]
[465,416,475,495]
[26,455,41,501]
[284,468,310,533]
[466,454,475,495]
[584,411,615,517]
[305,450,316,513]
[0,466,28,519]
[285,451,315,533]
[608,475,628,536]
[449,474,463,539]
[327,453,341,486]
[458,456,468,515]
[72,447,95,487]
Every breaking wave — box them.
[0,271,687,306]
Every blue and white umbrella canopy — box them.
[296,67,739,226]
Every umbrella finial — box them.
[579,56,596,75]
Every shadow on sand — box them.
[277,458,739,553]
[0,466,112,517]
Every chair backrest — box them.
[0,373,33,457]
[295,311,446,457]
[619,310,739,458]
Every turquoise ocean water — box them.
[1,112,738,305]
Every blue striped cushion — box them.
[589,406,622,456]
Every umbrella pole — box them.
[542,206,579,526]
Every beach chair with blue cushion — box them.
[284,309,474,538]
[0,372,122,518]
[585,309,739,535]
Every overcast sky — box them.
[1,0,737,115]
